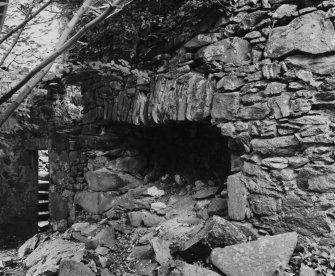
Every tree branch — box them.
[0,0,133,128]
[0,0,53,45]
[0,25,24,67]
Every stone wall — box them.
[0,138,39,238]
[49,0,335,243]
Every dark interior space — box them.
[146,123,231,187]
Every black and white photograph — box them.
[0,0,335,275]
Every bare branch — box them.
[0,0,133,128]
[0,0,53,45]
[0,25,24,67]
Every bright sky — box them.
[0,0,62,70]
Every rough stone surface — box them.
[265,11,335,58]
[74,191,115,214]
[18,234,40,258]
[25,238,84,276]
[210,232,298,276]
[196,37,251,64]
[59,260,95,276]
[184,33,223,49]
[211,92,240,123]
[174,260,221,276]
[85,169,142,192]
[227,173,248,221]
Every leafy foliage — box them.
[69,0,230,64]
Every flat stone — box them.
[284,210,332,236]
[151,237,172,267]
[184,33,223,49]
[59,260,95,276]
[261,157,288,169]
[210,232,298,276]
[206,216,249,248]
[272,4,298,19]
[249,195,281,216]
[211,92,240,123]
[300,264,316,276]
[85,169,142,192]
[286,157,309,168]
[265,11,335,58]
[25,239,84,276]
[193,187,218,199]
[151,202,167,212]
[71,222,90,232]
[95,246,110,256]
[227,173,248,221]
[264,82,286,96]
[268,94,291,119]
[92,227,116,250]
[0,257,13,268]
[146,186,165,197]
[308,174,335,192]
[239,11,269,32]
[237,102,270,120]
[216,75,245,91]
[174,260,221,276]
[251,135,300,156]
[74,191,115,214]
[196,37,251,64]
[142,212,164,227]
[285,54,335,75]
[18,234,40,258]
[128,211,144,227]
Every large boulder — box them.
[210,232,298,276]
[25,238,84,276]
[84,169,142,192]
[74,191,115,214]
[265,11,335,58]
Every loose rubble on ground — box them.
[0,174,327,275]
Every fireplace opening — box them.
[145,123,231,189]
[37,150,50,231]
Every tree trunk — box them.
[0,0,132,128]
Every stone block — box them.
[227,172,248,221]
[59,260,95,276]
[184,33,222,49]
[249,194,281,216]
[210,232,298,276]
[237,102,270,120]
[265,11,335,58]
[211,92,240,123]
[196,37,251,64]
[251,135,300,156]
[74,191,115,214]
[174,260,220,276]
